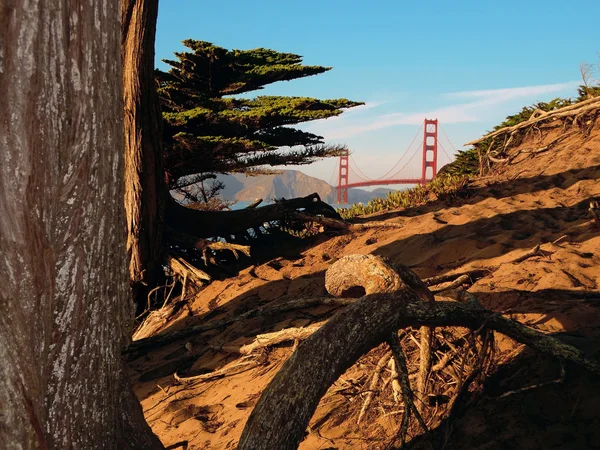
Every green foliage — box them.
[338,175,469,219]
[437,148,480,177]
[577,85,600,100]
[157,40,363,185]
[492,98,575,130]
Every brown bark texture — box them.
[122,0,167,306]
[0,1,162,448]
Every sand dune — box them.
[130,122,600,449]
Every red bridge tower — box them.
[337,149,349,204]
[421,118,438,185]
[336,118,440,204]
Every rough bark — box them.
[238,295,600,449]
[0,2,162,448]
[121,0,167,308]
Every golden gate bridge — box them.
[332,118,457,203]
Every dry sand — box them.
[130,122,600,449]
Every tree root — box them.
[173,356,259,384]
[508,130,578,164]
[423,269,490,287]
[509,243,554,264]
[238,256,600,450]
[387,333,430,447]
[388,356,402,403]
[325,254,436,401]
[166,192,341,239]
[423,241,554,295]
[590,201,600,227]
[498,360,566,398]
[430,274,471,293]
[246,198,263,209]
[357,352,390,424]
[166,228,250,265]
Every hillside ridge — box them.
[217,169,396,205]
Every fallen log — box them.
[165,192,341,239]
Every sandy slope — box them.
[130,122,600,449]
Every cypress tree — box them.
[156,40,363,187]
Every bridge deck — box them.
[340,178,430,189]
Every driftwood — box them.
[173,356,258,384]
[238,257,600,450]
[237,326,321,355]
[124,296,355,355]
[166,254,211,299]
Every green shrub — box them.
[338,174,469,219]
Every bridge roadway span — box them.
[342,178,429,189]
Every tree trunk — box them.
[0,2,162,448]
[121,0,167,309]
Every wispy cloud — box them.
[443,81,579,100]
[306,81,580,139]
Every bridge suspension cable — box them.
[349,154,375,181]
[438,141,453,161]
[334,118,457,201]
[348,164,370,183]
[343,123,425,184]
[386,139,423,180]
[370,123,424,181]
[439,124,457,153]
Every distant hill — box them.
[216,170,396,205]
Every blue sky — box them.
[156,0,600,184]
